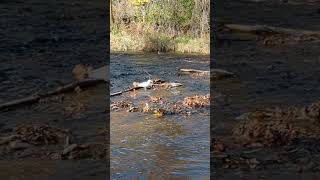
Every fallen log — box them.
[110,81,183,97]
[211,69,236,80]
[0,95,41,111]
[45,79,106,96]
[89,66,108,81]
[110,86,142,97]
[179,68,236,80]
[0,79,106,111]
[222,23,320,37]
[180,69,210,75]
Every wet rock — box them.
[9,140,32,150]
[74,86,82,94]
[64,101,87,115]
[233,101,320,146]
[48,152,62,160]
[88,65,108,81]
[213,142,226,152]
[233,108,300,146]
[153,108,166,118]
[72,64,93,81]
[245,142,264,148]
[111,100,132,110]
[247,158,260,169]
[128,106,139,112]
[259,33,319,47]
[183,94,210,108]
[158,82,183,88]
[0,135,20,145]
[62,143,106,160]
[306,101,320,119]
[62,144,78,155]
[38,95,65,104]
[16,124,69,145]
[149,96,163,103]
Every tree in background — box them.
[111,0,209,38]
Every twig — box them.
[0,79,106,111]
[222,23,320,37]
[111,86,142,97]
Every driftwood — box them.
[111,80,183,97]
[0,79,106,111]
[211,69,236,80]
[180,68,236,80]
[89,66,108,81]
[111,86,142,97]
[222,23,320,37]
[180,69,210,75]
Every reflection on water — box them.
[111,53,210,179]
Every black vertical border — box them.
[210,0,216,179]
[106,0,111,179]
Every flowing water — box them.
[110,53,210,179]
[214,2,320,178]
[213,35,320,179]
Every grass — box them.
[111,30,209,55]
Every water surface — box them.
[111,53,210,179]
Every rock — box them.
[61,143,106,160]
[0,135,20,145]
[88,65,108,81]
[182,94,210,108]
[72,64,93,81]
[128,106,139,112]
[9,141,32,150]
[213,142,226,152]
[16,124,69,145]
[233,101,320,147]
[247,158,259,169]
[235,113,250,120]
[48,152,61,160]
[62,144,78,155]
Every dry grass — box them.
[111,30,209,54]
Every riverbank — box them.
[111,31,210,55]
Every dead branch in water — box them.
[0,79,106,111]
[110,80,183,97]
[180,68,236,80]
[180,69,210,75]
[211,69,236,80]
[222,23,320,37]
[110,86,142,97]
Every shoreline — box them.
[111,32,210,55]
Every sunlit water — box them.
[110,53,210,179]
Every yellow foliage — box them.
[153,109,165,118]
[130,0,150,6]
